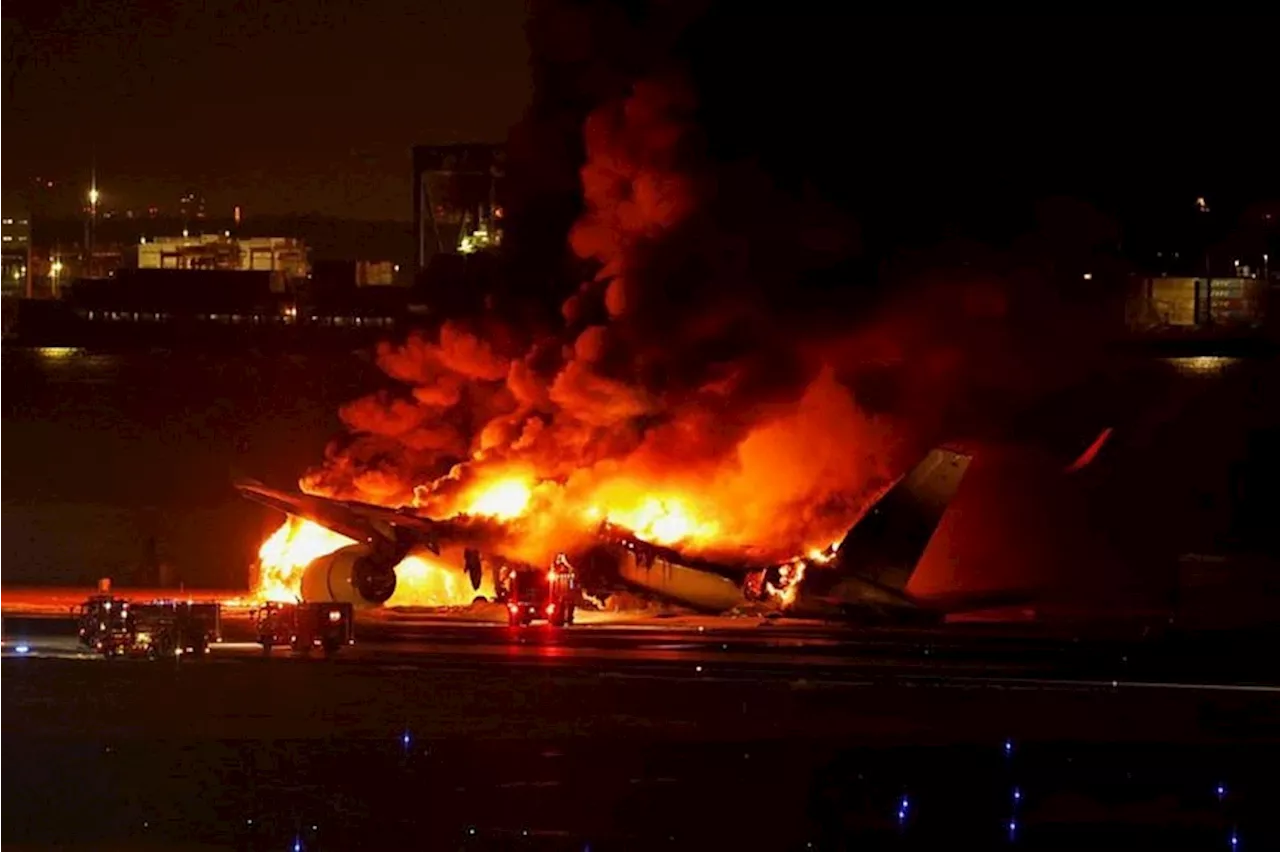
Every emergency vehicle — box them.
[255,601,354,656]
[504,556,579,627]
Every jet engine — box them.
[300,544,398,607]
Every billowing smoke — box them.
[301,10,1112,573]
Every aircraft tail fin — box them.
[834,447,971,592]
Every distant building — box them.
[179,189,206,223]
[1127,276,1270,331]
[356,260,396,286]
[2,211,31,297]
[412,143,505,270]
[138,234,309,290]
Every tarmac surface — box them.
[5,602,1280,849]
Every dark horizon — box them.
[5,6,1277,223]
[2,0,529,221]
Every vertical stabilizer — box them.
[834,447,971,592]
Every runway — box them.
[6,601,1280,849]
[6,603,1280,695]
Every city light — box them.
[50,260,63,278]
[88,187,100,206]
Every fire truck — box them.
[76,596,221,659]
[255,601,354,656]
[504,556,579,627]
[76,594,133,655]
[130,601,221,658]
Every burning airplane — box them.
[234,73,1113,621]
[237,445,997,624]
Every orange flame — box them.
[598,495,719,547]
[765,540,839,608]
[385,552,495,607]
[253,516,495,606]
[462,476,533,520]
[255,517,353,602]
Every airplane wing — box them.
[234,479,443,554]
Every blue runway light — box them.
[1008,819,1017,841]
[1013,787,1022,802]
[1217,783,1227,801]
[14,644,30,654]
[1230,829,1239,849]
[1004,738,1013,756]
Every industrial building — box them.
[2,212,31,298]
[1127,275,1272,332]
[137,235,309,290]
[412,143,505,271]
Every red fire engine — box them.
[503,555,579,627]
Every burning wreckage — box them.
[229,77,1090,626]
[236,447,1021,625]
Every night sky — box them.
[3,0,530,220]
[4,6,1275,224]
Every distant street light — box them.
[88,188,100,206]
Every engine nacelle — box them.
[300,544,397,607]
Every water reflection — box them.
[1164,355,1243,376]
[34,346,83,359]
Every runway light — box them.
[1004,738,1014,756]
[1231,829,1239,849]
[14,644,30,654]
[695,665,703,673]
[1217,783,1227,801]
[1012,787,1022,802]
[1008,819,1017,841]
[402,730,411,748]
